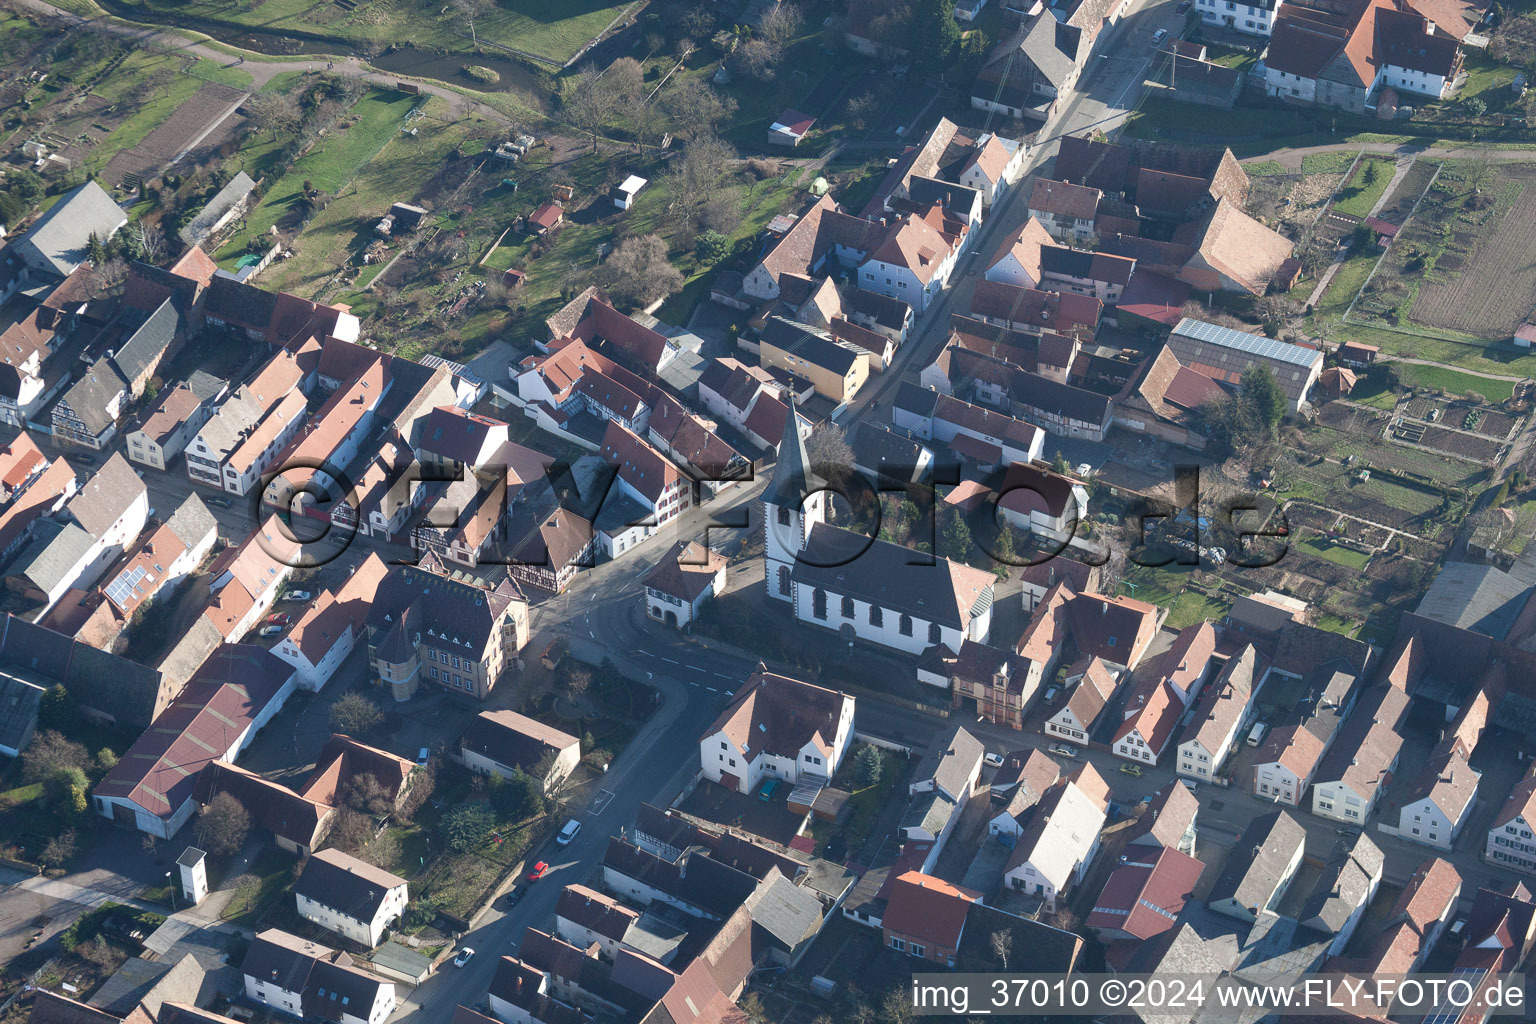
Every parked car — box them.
[1152,28,1169,44]
[758,779,781,802]
[1049,743,1080,758]
[76,453,96,466]
[265,613,291,627]
[205,495,233,508]
[1119,763,1144,776]
[283,589,312,602]
[416,747,431,766]
[527,861,550,881]
[1043,686,1060,705]
[984,752,1006,768]
[453,948,475,968]
[1181,779,1199,794]
[503,887,525,908]
[556,818,582,846]
[258,624,283,638]
[1177,0,1191,11]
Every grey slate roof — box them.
[293,848,407,923]
[743,870,822,950]
[186,369,228,403]
[57,360,129,435]
[901,787,959,837]
[10,520,94,594]
[67,452,144,539]
[1209,810,1306,915]
[0,670,43,753]
[17,181,127,277]
[164,493,217,551]
[915,725,984,801]
[111,296,181,384]
[1019,14,1079,90]
[852,423,930,483]
[1299,834,1383,933]
[767,406,824,510]
[0,613,164,728]
[1413,561,1532,640]
[179,172,256,246]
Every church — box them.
[763,409,996,656]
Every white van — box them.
[556,818,582,845]
[1247,722,1268,747]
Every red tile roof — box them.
[884,871,980,950]
[1086,847,1204,939]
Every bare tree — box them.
[733,3,803,81]
[807,423,854,484]
[599,234,683,308]
[197,792,250,857]
[563,59,644,151]
[990,929,1013,970]
[665,136,738,227]
[759,3,803,47]
[245,93,301,142]
[126,222,167,265]
[661,78,738,142]
[40,829,77,869]
[447,0,489,46]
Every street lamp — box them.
[165,871,177,912]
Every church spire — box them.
[767,403,822,509]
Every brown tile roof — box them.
[195,759,333,850]
[1086,846,1204,939]
[1135,168,1212,219]
[1030,178,1102,222]
[0,458,74,558]
[883,870,980,949]
[704,670,849,763]
[463,709,579,769]
[134,381,207,446]
[600,420,684,506]
[1126,779,1200,849]
[1180,644,1261,753]
[225,388,308,475]
[867,208,964,285]
[1055,135,1134,193]
[1063,657,1118,730]
[1256,723,1326,780]
[1408,739,1479,821]
[1114,677,1183,753]
[93,644,292,819]
[0,433,46,493]
[557,883,639,940]
[1178,198,1295,296]
[1066,591,1162,667]
[985,217,1053,283]
[1018,581,1075,663]
[642,540,726,602]
[300,732,415,806]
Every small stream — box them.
[371,49,549,104]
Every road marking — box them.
[714,672,733,679]
[589,790,615,814]
[706,687,718,693]
[660,657,679,665]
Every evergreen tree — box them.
[908,0,961,71]
[854,745,883,788]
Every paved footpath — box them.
[8,0,511,123]
[1247,141,1536,171]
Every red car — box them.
[265,613,292,627]
[527,861,550,881]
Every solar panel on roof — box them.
[106,566,148,608]
[1172,317,1319,368]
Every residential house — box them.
[1338,856,1461,975]
[996,462,1090,545]
[51,362,129,450]
[553,884,640,961]
[959,582,1069,728]
[365,551,530,702]
[904,727,984,864]
[487,956,592,1024]
[294,849,409,948]
[1045,657,1118,744]
[1299,834,1384,956]
[1028,178,1103,243]
[1311,682,1409,824]
[1065,589,1163,671]
[600,421,692,539]
[699,670,855,795]
[965,282,1102,338]
[851,423,933,486]
[1398,738,1480,851]
[1166,317,1323,410]
[1112,675,1183,766]
[62,451,148,581]
[642,540,727,629]
[1194,0,1283,34]
[91,645,297,838]
[271,554,389,690]
[882,872,981,967]
[847,288,913,344]
[125,372,227,470]
[507,507,595,596]
[759,318,869,403]
[185,350,307,495]
[461,710,582,793]
[1002,764,1110,911]
[855,204,971,315]
[261,356,391,513]
[1443,884,1536,1024]
[12,181,126,278]
[1117,345,1226,450]
[1125,780,1200,856]
[1086,846,1205,942]
[988,749,1061,836]
[1208,810,1306,921]
[4,521,96,612]
[971,0,1132,123]
[1488,768,1536,875]
[242,928,395,1024]
[892,384,1045,468]
[983,217,1053,289]
[1176,645,1263,782]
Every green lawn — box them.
[1397,363,1516,402]
[81,52,209,178]
[1296,535,1373,569]
[189,57,254,89]
[1300,151,1358,174]
[1165,588,1232,629]
[1245,160,1288,176]
[218,847,296,927]
[1346,369,1400,409]
[1457,50,1519,104]
[217,88,421,266]
[1332,156,1395,218]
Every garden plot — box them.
[1413,424,1505,462]
[101,81,247,188]
[1247,170,1349,235]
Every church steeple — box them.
[767,403,823,511]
